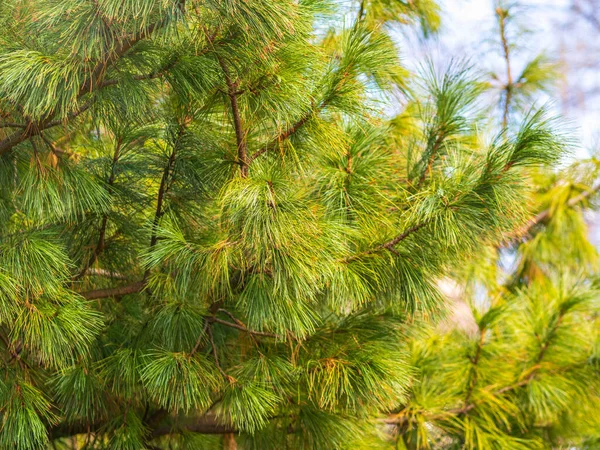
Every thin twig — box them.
[249,110,315,162]
[212,317,280,339]
[98,57,181,89]
[0,122,26,129]
[190,321,210,356]
[416,134,445,187]
[85,268,128,279]
[75,139,123,280]
[344,221,429,263]
[207,324,231,380]
[145,124,188,281]
[509,181,600,242]
[217,56,248,177]
[80,281,145,300]
[218,308,246,327]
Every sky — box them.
[403,0,599,152]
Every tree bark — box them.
[223,433,237,450]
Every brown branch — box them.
[85,268,128,279]
[510,181,600,242]
[0,122,26,129]
[80,281,145,300]
[77,18,167,98]
[217,308,246,327]
[344,221,429,263]
[145,122,188,270]
[0,125,42,156]
[149,415,236,438]
[141,145,178,283]
[217,56,248,177]
[149,147,177,250]
[449,309,568,415]
[79,125,189,298]
[249,110,314,162]
[0,330,25,367]
[417,134,445,187]
[38,132,71,159]
[224,433,238,450]
[0,95,91,157]
[191,321,210,355]
[383,221,428,250]
[98,57,180,89]
[248,77,346,163]
[42,101,93,129]
[207,324,232,381]
[357,0,366,23]
[212,317,280,339]
[530,306,567,369]
[50,413,236,441]
[385,377,529,427]
[74,139,123,280]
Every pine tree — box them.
[389,3,600,449]
[0,1,597,449]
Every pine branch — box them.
[191,321,210,355]
[388,349,594,429]
[90,0,116,34]
[212,318,281,339]
[42,101,93,129]
[249,107,318,162]
[74,138,123,281]
[0,5,184,156]
[455,307,570,414]
[248,39,371,164]
[384,377,528,426]
[344,221,429,262]
[0,122,26,129]
[462,326,486,409]
[207,324,230,379]
[357,0,366,23]
[510,180,600,242]
[149,147,177,250]
[0,330,25,368]
[38,132,71,159]
[98,57,181,89]
[143,121,189,285]
[85,268,128,279]
[80,281,145,300]
[50,413,236,441]
[416,133,445,186]
[218,308,247,327]
[0,90,86,157]
[149,415,236,438]
[217,56,249,177]
[77,17,168,98]
[387,302,574,427]
[531,306,567,368]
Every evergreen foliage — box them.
[0,0,598,449]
